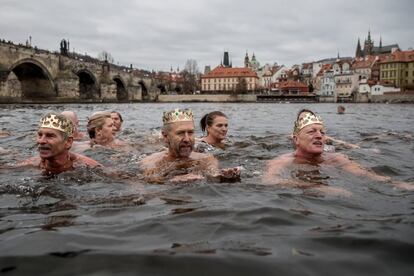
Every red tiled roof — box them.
[316,64,332,76]
[352,55,377,69]
[379,50,414,63]
[202,65,258,78]
[279,80,308,89]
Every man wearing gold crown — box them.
[139,108,240,183]
[263,109,413,192]
[17,112,101,176]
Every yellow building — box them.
[380,50,414,90]
[201,65,259,93]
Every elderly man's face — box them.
[163,121,195,158]
[37,128,72,159]
[294,124,326,155]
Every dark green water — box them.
[0,103,413,276]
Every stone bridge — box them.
[0,40,161,103]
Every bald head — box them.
[61,111,78,122]
[61,111,79,135]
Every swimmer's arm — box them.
[337,155,414,190]
[202,155,241,182]
[326,135,360,149]
[338,155,390,182]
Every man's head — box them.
[61,110,79,136]
[111,111,123,133]
[162,108,195,158]
[37,113,74,159]
[337,105,345,114]
[292,109,326,156]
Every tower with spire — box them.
[244,51,250,68]
[355,30,399,58]
[363,30,374,56]
[355,38,362,58]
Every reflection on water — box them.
[0,103,414,275]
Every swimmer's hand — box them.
[218,166,241,183]
[170,173,205,183]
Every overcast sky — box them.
[1,0,413,72]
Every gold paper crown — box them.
[162,108,194,125]
[293,110,324,134]
[39,113,73,136]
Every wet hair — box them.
[111,111,123,122]
[200,111,227,133]
[87,111,111,139]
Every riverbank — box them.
[1,91,414,104]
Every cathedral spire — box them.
[355,37,362,58]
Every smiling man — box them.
[139,108,240,183]
[18,112,101,176]
[263,109,413,192]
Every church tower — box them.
[363,30,374,56]
[244,51,250,68]
[223,51,230,67]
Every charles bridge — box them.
[0,39,163,103]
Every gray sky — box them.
[1,0,413,72]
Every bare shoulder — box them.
[262,153,294,184]
[323,152,350,165]
[190,151,214,161]
[139,151,166,169]
[191,151,218,167]
[16,156,41,167]
[72,153,102,167]
[267,152,294,167]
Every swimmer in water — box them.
[86,111,129,149]
[111,111,123,135]
[263,109,414,192]
[16,112,101,176]
[61,110,86,141]
[195,111,230,153]
[139,108,240,183]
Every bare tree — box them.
[235,78,248,94]
[184,59,199,75]
[182,59,200,94]
[97,51,115,63]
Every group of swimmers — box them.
[1,107,413,193]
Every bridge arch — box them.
[157,83,167,94]
[138,80,148,99]
[113,76,128,101]
[76,69,100,99]
[9,58,56,99]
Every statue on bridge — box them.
[60,39,70,56]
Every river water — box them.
[0,103,413,275]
